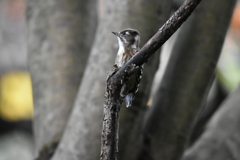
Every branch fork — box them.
[100,0,202,159]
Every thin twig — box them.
[100,0,202,159]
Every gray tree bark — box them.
[142,0,236,160]
[27,0,97,153]
[189,79,227,144]
[182,85,240,160]
[51,0,173,160]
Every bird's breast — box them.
[115,50,136,68]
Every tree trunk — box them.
[189,79,227,144]
[142,0,236,159]
[27,0,97,153]
[182,85,240,160]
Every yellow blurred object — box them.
[0,71,33,121]
[147,98,152,106]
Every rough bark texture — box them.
[101,65,128,160]
[142,0,236,160]
[27,0,97,153]
[51,0,174,160]
[182,85,240,160]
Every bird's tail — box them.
[125,93,134,107]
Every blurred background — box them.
[0,0,239,160]
[0,0,33,160]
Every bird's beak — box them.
[112,31,119,36]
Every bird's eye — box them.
[122,32,126,35]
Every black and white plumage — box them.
[112,28,143,107]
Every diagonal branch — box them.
[100,0,203,159]
[112,0,202,80]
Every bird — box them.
[112,28,143,107]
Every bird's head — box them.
[112,28,140,50]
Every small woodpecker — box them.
[112,28,143,107]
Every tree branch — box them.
[100,0,202,159]
[113,0,202,79]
